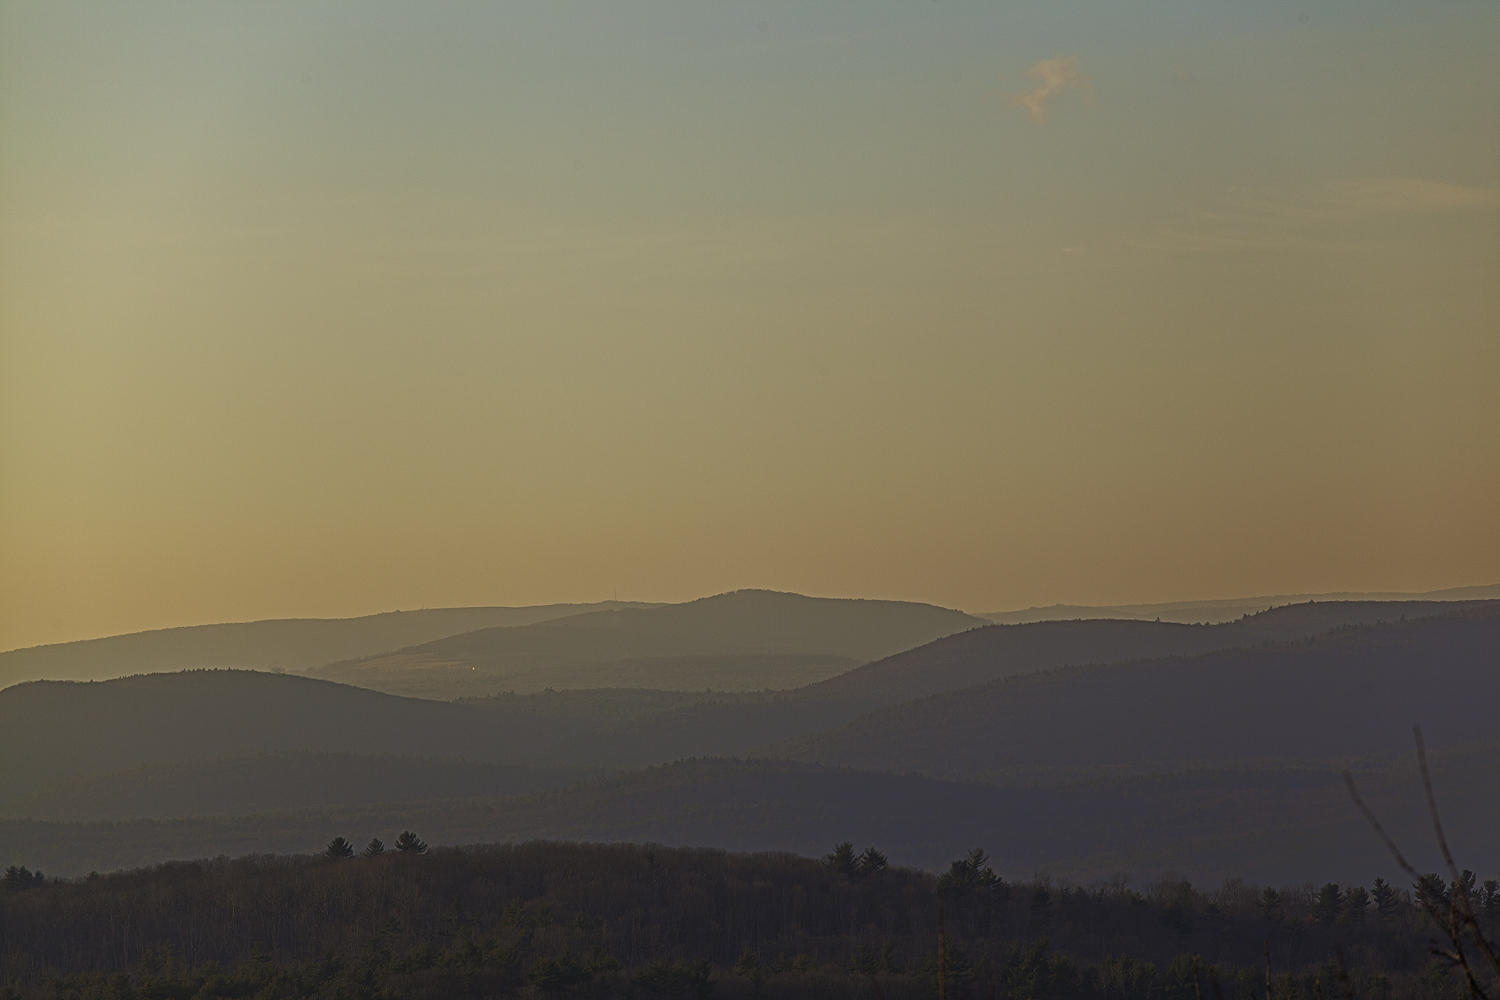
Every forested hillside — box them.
[2,842,1495,999]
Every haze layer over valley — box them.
[3,586,1496,888]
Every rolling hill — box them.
[981,583,1500,625]
[0,671,518,805]
[5,747,1496,886]
[310,589,986,697]
[1,752,574,822]
[0,602,651,689]
[8,601,1492,822]
[783,603,1500,781]
[797,598,1498,707]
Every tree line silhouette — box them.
[322,831,427,859]
[2,839,1496,999]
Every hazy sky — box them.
[2,0,1497,650]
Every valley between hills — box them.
[3,587,1496,886]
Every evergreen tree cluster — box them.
[324,832,426,859]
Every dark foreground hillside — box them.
[2,842,1496,999]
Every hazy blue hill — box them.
[312,589,985,697]
[784,603,1500,780]
[0,602,652,689]
[0,670,820,815]
[981,583,1500,624]
[5,747,1496,885]
[798,598,1497,707]
[2,752,574,822]
[538,600,1500,767]
[7,604,1494,864]
[0,671,536,804]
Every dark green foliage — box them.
[324,836,354,859]
[939,849,1000,895]
[825,841,857,877]
[364,837,385,857]
[395,831,428,854]
[824,842,888,879]
[527,953,593,993]
[1,842,1496,999]
[635,959,714,998]
[1313,882,1343,924]
[1415,872,1448,910]
[1,865,45,890]
[858,845,888,875]
[1371,877,1399,919]
[1343,885,1369,924]
[1454,868,1479,904]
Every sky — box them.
[2,0,1497,650]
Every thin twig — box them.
[1343,728,1499,1000]
[1414,727,1500,981]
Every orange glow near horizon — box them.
[2,3,1497,650]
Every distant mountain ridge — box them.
[982,582,1500,624]
[4,601,1498,884]
[783,602,1500,780]
[798,598,1497,707]
[310,589,986,697]
[0,602,654,689]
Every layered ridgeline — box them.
[797,598,1500,707]
[3,601,1496,882]
[5,600,1482,813]
[309,589,986,697]
[4,747,1498,885]
[782,602,1500,780]
[981,582,1500,625]
[0,602,652,689]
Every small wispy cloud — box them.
[1009,56,1088,124]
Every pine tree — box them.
[1370,878,1399,920]
[394,830,428,854]
[364,837,385,858]
[857,846,888,876]
[1313,883,1343,925]
[324,837,354,859]
[1343,885,1369,924]
[1481,879,1500,918]
[939,848,999,894]
[824,842,857,877]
